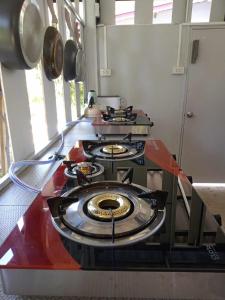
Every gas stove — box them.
[46,139,225,272]
[82,138,145,161]
[93,107,153,135]
[1,139,225,298]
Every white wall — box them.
[97,25,185,154]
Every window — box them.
[55,76,66,131]
[70,82,77,120]
[25,64,48,152]
[49,3,66,132]
[0,89,12,178]
[79,1,84,20]
[153,0,173,24]
[79,82,85,115]
[115,0,135,25]
[191,0,212,23]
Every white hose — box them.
[8,121,78,194]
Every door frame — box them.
[178,23,225,166]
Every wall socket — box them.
[100,68,112,77]
[172,66,185,75]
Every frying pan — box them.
[63,8,78,82]
[74,22,85,83]
[64,40,78,82]
[43,0,64,81]
[0,0,43,69]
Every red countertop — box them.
[0,140,186,270]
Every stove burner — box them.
[102,144,128,155]
[103,114,137,124]
[103,106,137,124]
[47,181,166,247]
[106,106,133,117]
[109,117,134,123]
[83,141,145,161]
[64,162,104,179]
[112,117,128,122]
[87,193,131,220]
[76,162,93,175]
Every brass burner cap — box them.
[76,162,92,175]
[112,117,127,122]
[102,144,127,155]
[87,193,131,220]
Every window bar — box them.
[64,0,85,26]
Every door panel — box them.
[181,28,225,182]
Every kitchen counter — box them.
[0,128,224,298]
[0,139,180,270]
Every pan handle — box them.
[65,8,74,38]
[74,22,82,49]
[47,0,58,27]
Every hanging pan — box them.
[43,0,64,81]
[0,0,44,69]
[63,8,78,82]
[74,22,85,83]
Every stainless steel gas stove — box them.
[93,106,154,135]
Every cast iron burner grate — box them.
[102,106,137,123]
[82,139,145,162]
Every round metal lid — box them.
[19,0,44,68]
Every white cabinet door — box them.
[181,28,225,183]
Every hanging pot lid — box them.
[0,0,44,69]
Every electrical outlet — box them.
[100,69,112,77]
[172,66,185,75]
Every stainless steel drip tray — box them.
[95,124,150,135]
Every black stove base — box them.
[61,237,225,272]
